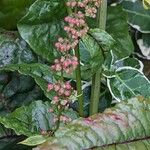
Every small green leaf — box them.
[19,135,47,146]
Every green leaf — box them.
[19,135,47,146]
[107,67,150,101]
[0,0,35,30]
[18,0,67,62]
[89,28,115,52]
[0,101,55,136]
[103,49,144,78]
[0,63,57,100]
[0,100,78,137]
[35,97,150,150]
[106,6,134,59]
[79,33,104,79]
[122,0,150,33]
[0,31,37,66]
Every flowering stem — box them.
[90,0,107,115]
[65,0,84,117]
[75,46,84,117]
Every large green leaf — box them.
[18,0,67,62]
[0,31,37,66]
[107,67,150,101]
[0,63,57,100]
[35,97,150,149]
[0,100,78,137]
[122,0,150,33]
[106,6,134,59]
[0,0,35,30]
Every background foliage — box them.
[0,0,150,149]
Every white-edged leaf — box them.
[107,67,150,101]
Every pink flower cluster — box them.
[51,55,78,74]
[53,115,72,124]
[47,81,73,124]
[66,0,101,18]
[47,81,73,108]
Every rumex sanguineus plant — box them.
[47,0,103,132]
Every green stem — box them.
[75,46,84,117]
[90,0,107,115]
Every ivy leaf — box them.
[18,0,67,62]
[107,67,150,101]
[122,0,150,33]
[34,97,150,149]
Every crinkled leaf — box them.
[35,97,150,149]
[0,31,37,66]
[18,0,67,62]
[0,73,44,114]
[93,138,150,150]
[107,67,150,101]
[0,100,78,137]
[122,0,150,33]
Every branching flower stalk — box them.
[47,0,101,132]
